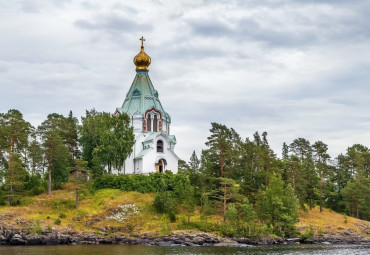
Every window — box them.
[147,115,151,131]
[153,115,158,132]
[157,140,163,152]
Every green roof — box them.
[117,70,171,122]
[135,147,152,159]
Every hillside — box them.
[0,184,369,245]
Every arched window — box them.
[147,115,151,131]
[153,115,158,132]
[157,140,163,152]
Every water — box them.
[0,244,369,255]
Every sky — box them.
[1,0,370,161]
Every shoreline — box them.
[1,228,369,247]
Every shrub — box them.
[300,226,314,241]
[93,172,190,194]
[54,218,61,225]
[31,220,43,235]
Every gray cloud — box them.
[1,0,370,161]
[75,15,152,32]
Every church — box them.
[115,37,179,174]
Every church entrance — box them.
[156,159,165,173]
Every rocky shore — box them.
[0,226,368,246]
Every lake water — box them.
[0,244,369,255]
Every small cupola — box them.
[133,36,151,71]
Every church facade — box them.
[115,37,179,174]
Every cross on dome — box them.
[140,36,145,47]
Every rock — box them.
[10,234,27,245]
[26,235,48,245]
[322,241,331,244]
[286,238,301,243]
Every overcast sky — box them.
[1,0,370,161]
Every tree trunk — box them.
[319,174,323,212]
[220,154,224,177]
[205,216,208,232]
[75,188,79,209]
[8,137,14,205]
[48,158,52,195]
[223,183,227,231]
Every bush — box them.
[31,220,43,235]
[300,226,314,241]
[54,218,61,225]
[93,172,190,194]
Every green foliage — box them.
[160,215,171,235]
[153,191,178,221]
[341,170,370,220]
[188,151,200,173]
[25,174,46,196]
[183,185,196,223]
[30,220,43,235]
[50,199,75,211]
[59,212,66,219]
[300,225,314,241]
[5,153,29,204]
[80,110,135,174]
[256,173,299,236]
[224,203,239,235]
[93,172,190,194]
[54,218,61,225]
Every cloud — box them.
[0,0,370,161]
[74,15,153,32]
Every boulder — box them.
[10,234,27,245]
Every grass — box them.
[297,206,370,238]
[0,184,369,239]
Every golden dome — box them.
[134,36,151,71]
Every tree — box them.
[225,203,239,234]
[90,155,103,179]
[188,150,200,173]
[178,159,190,172]
[289,138,318,209]
[4,153,28,204]
[69,159,90,209]
[0,110,31,204]
[257,173,299,236]
[217,178,239,231]
[28,135,44,175]
[342,170,370,220]
[205,123,236,178]
[42,131,70,194]
[240,198,257,236]
[64,111,79,160]
[183,185,196,223]
[80,110,135,174]
[312,141,330,212]
[200,193,212,231]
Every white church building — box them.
[115,37,179,174]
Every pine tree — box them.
[0,110,31,204]
[42,131,70,194]
[188,150,200,173]
[312,141,330,212]
[4,153,28,204]
[28,135,44,175]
